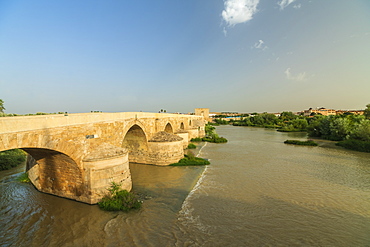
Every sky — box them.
[0,0,369,114]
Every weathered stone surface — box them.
[83,143,127,162]
[175,132,189,149]
[149,131,183,142]
[147,140,184,166]
[0,112,206,204]
[175,129,188,134]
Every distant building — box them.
[195,108,210,121]
[303,107,336,116]
[303,107,364,116]
[336,110,364,115]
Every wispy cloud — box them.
[222,0,260,26]
[284,68,307,81]
[293,4,301,9]
[278,0,297,10]
[252,39,268,50]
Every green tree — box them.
[280,111,296,121]
[291,118,308,130]
[329,117,351,141]
[307,116,325,137]
[251,115,264,125]
[0,99,5,114]
[261,113,278,125]
[364,104,370,119]
[350,120,370,141]
[318,116,332,139]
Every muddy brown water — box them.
[1,125,369,246]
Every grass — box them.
[284,140,318,146]
[17,172,31,183]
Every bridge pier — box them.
[147,131,185,166]
[82,144,131,204]
[26,144,132,204]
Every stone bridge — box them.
[0,112,206,204]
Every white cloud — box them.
[223,27,228,36]
[252,39,268,50]
[278,0,297,10]
[284,68,307,81]
[254,39,264,48]
[293,4,301,9]
[222,0,260,26]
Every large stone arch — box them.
[122,124,149,164]
[164,123,173,133]
[22,147,86,201]
[0,130,83,170]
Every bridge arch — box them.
[179,122,185,130]
[22,147,85,199]
[164,123,173,133]
[122,124,148,163]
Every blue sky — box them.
[1,0,369,114]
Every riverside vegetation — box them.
[171,123,224,166]
[284,140,318,146]
[98,182,142,211]
[0,149,27,171]
[187,143,197,149]
[170,152,210,166]
[191,124,228,143]
[214,104,370,153]
[17,172,31,183]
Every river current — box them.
[1,125,369,246]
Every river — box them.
[1,125,369,246]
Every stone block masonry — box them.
[0,111,206,204]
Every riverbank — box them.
[0,149,26,171]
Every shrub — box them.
[202,136,228,143]
[98,182,142,211]
[336,139,370,153]
[170,153,210,166]
[187,143,196,149]
[0,149,27,171]
[191,124,228,143]
[284,140,318,146]
[190,137,203,142]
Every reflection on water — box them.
[1,126,370,246]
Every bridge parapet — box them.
[0,112,204,133]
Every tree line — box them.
[213,104,370,152]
